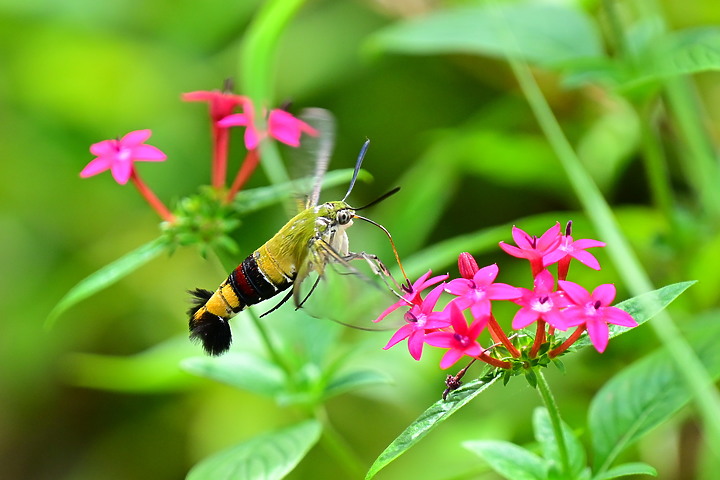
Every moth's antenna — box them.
[342,139,370,202]
[354,187,400,211]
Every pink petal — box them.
[534,270,555,293]
[132,144,167,161]
[473,264,499,286]
[586,318,609,353]
[558,280,591,305]
[422,284,446,312]
[244,126,261,150]
[374,300,404,323]
[445,278,472,296]
[499,242,526,258]
[469,301,491,320]
[570,250,601,270]
[120,129,152,147]
[537,223,562,250]
[424,332,456,349]
[110,161,133,185]
[439,349,465,369]
[181,91,216,102]
[407,330,426,360]
[604,307,637,327]
[543,309,570,330]
[79,157,113,178]
[383,324,414,349]
[573,239,606,249]
[486,283,523,300]
[217,113,250,128]
[592,284,616,306]
[512,308,539,329]
[511,226,532,248]
[90,139,118,157]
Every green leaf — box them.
[589,317,720,472]
[370,3,602,67]
[364,372,501,479]
[640,27,720,82]
[186,420,321,480]
[533,408,587,479]
[323,368,393,400]
[181,352,287,399]
[462,440,545,480]
[593,462,657,479]
[63,337,198,393]
[46,236,168,327]
[568,281,695,351]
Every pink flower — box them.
[80,129,167,185]
[182,90,246,122]
[558,281,637,353]
[424,303,486,369]
[217,103,318,150]
[183,90,248,189]
[512,270,569,330]
[374,270,449,323]
[445,263,521,319]
[383,284,450,360]
[543,233,605,271]
[499,223,562,276]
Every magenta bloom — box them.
[424,303,486,369]
[80,130,167,185]
[558,281,637,353]
[543,234,605,270]
[218,103,318,150]
[445,264,521,319]
[512,270,569,330]
[499,224,562,276]
[383,284,450,360]
[374,270,449,323]
[182,90,246,122]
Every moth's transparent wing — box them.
[288,108,336,210]
[292,242,407,330]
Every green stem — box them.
[535,370,570,475]
[240,0,306,187]
[315,406,366,478]
[490,0,720,463]
[637,100,676,224]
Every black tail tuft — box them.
[188,288,232,356]
[187,288,213,318]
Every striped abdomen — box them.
[188,246,296,356]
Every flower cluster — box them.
[378,222,637,374]
[79,85,318,222]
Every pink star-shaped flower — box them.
[383,284,451,360]
[80,129,166,185]
[181,90,246,122]
[558,281,637,353]
[424,303,486,369]
[374,270,449,323]
[543,234,605,270]
[499,223,562,276]
[217,103,318,150]
[512,270,569,330]
[445,264,521,319]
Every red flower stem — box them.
[477,352,511,369]
[530,320,546,358]
[212,127,229,189]
[488,315,520,358]
[130,170,174,222]
[225,149,260,204]
[548,325,556,337]
[549,325,586,358]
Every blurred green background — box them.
[3,0,720,479]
